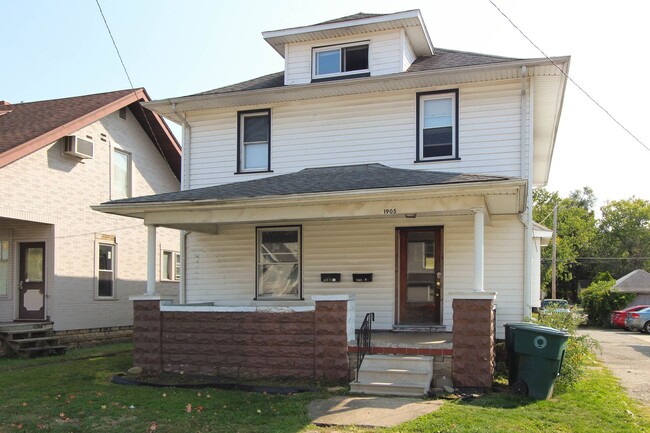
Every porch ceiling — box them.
[94,178,526,234]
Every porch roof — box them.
[93,164,526,233]
[105,164,511,205]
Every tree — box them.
[533,187,598,301]
[595,198,650,277]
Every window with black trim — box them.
[238,110,270,173]
[417,90,459,161]
[312,42,369,80]
[256,226,301,300]
[97,243,115,298]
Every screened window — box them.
[162,251,181,281]
[239,111,270,172]
[313,43,369,79]
[418,91,458,161]
[0,240,8,296]
[112,148,131,199]
[97,243,115,298]
[256,227,301,299]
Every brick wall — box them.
[55,325,133,348]
[132,299,350,382]
[452,298,495,388]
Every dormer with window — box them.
[263,10,434,85]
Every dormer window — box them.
[312,42,369,80]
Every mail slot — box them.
[353,273,373,282]
[321,273,341,283]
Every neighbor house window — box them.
[312,42,369,79]
[97,243,115,298]
[0,240,8,296]
[162,250,181,281]
[112,148,132,199]
[417,90,459,161]
[256,226,301,300]
[238,110,271,173]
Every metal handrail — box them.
[355,312,375,382]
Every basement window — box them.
[312,42,369,80]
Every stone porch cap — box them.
[449,291,497,300]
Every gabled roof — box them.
[315,13,386,25]
[188,48,518,98]
[0,88,181,179]
[613,269,650,294]
[102,163,513,205]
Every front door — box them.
[18,242,46,320]
[397,227,443,325]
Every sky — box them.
[2,0,649,209]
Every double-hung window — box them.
[0,240,8,296]
[112,148,132,199]
[162,250,181,281]
[256,226,301,300]
[417,90,459,161]
[238,110,271,173]
[97,243,115,298]
[312,42,369,80]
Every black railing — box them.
[355,312,375,382]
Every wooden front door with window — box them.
[18,242,46,320]
[397,227,443,325]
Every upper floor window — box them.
[312,43,369,80]
[417,90,459,161]
[238,110,271,173]
[112,148,132,199]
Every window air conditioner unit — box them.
[64,136,94,159]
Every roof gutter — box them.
[92,178,527,216]
[143,56,570,115]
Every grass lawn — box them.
[1,343,649,432]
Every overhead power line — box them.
[94,0,171,167]
[489,0,650,153]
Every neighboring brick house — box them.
[95,11,569,390]
[0,89,181,346]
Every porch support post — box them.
[146,224,157,295]
[472,208,485,293]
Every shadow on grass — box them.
[456,389,537,409]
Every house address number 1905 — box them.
[383,208,397,215]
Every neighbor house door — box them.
[18,242,46,320]
[397,227,443,325]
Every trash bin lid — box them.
[505,322,569,336]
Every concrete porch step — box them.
[392,325,447,333]
[351,354,433,397]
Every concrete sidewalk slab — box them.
[308,395,443,428]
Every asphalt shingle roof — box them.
[0,89,135,154]
[105,163,512,205]
[614,269,650,294]
[0,89,182,178]
[190,48,518,97]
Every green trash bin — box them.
[505,322,569,400]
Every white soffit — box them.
[262,10,433,57]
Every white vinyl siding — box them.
[285,29,405,85]
[186,80,523,190]
[184,214,524,336]
[402,30,417,71]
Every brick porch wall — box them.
[132,299,350,382]
[452,298,495,388]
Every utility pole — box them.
[551,204,557,299]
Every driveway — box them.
[580,328,650,405]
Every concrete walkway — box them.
[308,396,443,428]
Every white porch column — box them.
[146,224,157,295]
[472,208,485,292]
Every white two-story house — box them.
[95,11,567,388]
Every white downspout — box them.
[518,65,534,319]
[171,102,191,304]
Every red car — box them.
[611,305,650,329]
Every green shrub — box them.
[532,310,599,393]
[579,278,634,327]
